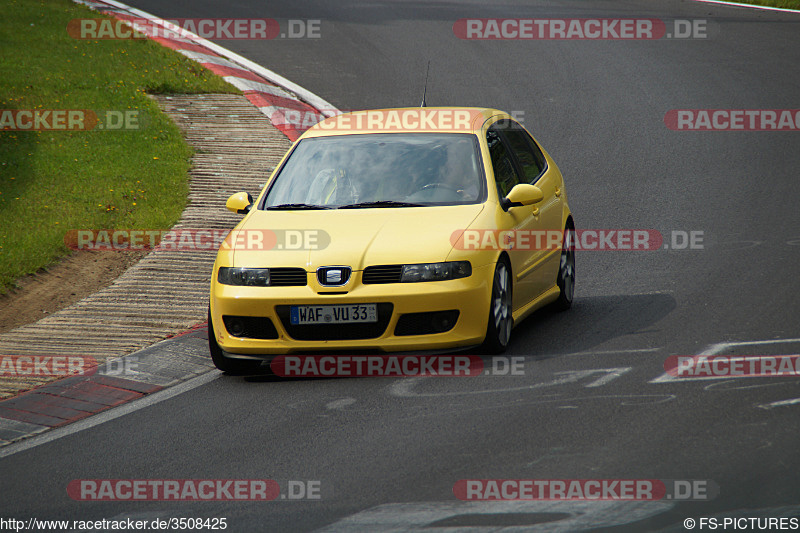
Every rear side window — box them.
[487,127,520,198]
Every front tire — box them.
[553,222,575,311]
[482,259,513,354]
[208,308,263,374]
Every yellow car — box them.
[208,107,574,372]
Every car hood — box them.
[230,204,485,270]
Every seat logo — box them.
[317,266,351,286]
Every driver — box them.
[305,168,358,205]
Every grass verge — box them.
[0,0,239,294]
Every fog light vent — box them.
[394,310,459,336]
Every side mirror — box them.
[500,184,544,211]
[226,192,254,214]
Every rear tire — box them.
[482,259,513,354]
[553,221,575,311]
[208,308,263,374]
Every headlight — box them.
[400,261,471,282]
[217,267,270,286]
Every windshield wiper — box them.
[266,203,333,210]
[338,200,425,209]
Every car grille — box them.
[269,268,308,286]
[362,265,403,284]
[275,303,394,340]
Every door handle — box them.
[554,187,561,197]
[532,206,539,216]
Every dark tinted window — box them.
[497,121,547,184]
[487,127,519,198]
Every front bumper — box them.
[210,264,493,355]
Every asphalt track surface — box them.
[3,1,800,531]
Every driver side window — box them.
[487,127,520,198]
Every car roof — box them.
[301,107,509,138]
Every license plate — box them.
[290,304,378,325]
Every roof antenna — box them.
[420,60,430,108]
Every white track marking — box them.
[175,50,249,70]
[585,367,631,387]
[326,398,356,410]
[757,398,800,410]
[548,348,660,357]
[388,368,631,398]
[313,501,673,532]
[704,379,797,392]
[693,0,800,14]
[222,77,297,98]
[0,370,221,459]
[391,395,676,422]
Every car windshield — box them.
[262,133,484,209]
